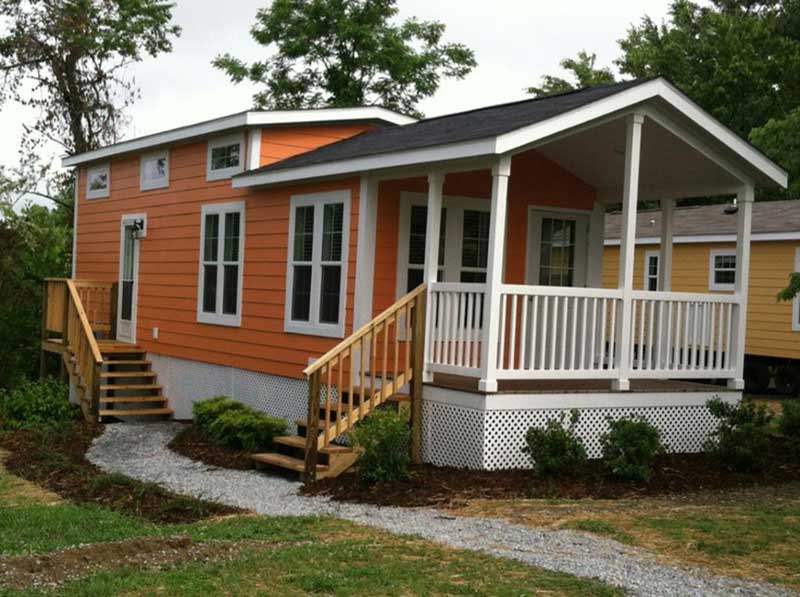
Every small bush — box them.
[779,399,800,438]
[192,396,248,431]
[192,396,286,452]
[705,397,773,472]
[522,409,587,477]
[601,417,664,482]
[348,409,410,484]
[0,378,76,429]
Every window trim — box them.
[139,149,169,191]
[708,248,737,291]
[206,133,245,181]
[86,164,110,199]
[196,201,245,327]
[284,190,351,338]
[793,248,800,332]
[644,250,660,291]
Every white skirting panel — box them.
[149,353,308,430]
[421,386,739,470]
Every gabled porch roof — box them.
[233,77,788,195]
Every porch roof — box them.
[233,77,788,191]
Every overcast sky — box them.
[0,0,675,178]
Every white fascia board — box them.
[61,107,416,168]
[604,231,800,246]
[231,137,498,188]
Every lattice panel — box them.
[421,400,485,469]
[232,368,308,433]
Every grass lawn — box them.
[0,467,620,596]
[455,483,800,589]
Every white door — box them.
[117,216,142,343]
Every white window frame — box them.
[395,192,491,299]
[644,250,660,291]
[86,163,110,199]
[284,190,351,338]
[196,201,245,327]
[139,150,169,191]
[708,248,737,291]
[793,247,800,332]
[206,133,245,181]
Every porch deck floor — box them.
[429,374,737,395]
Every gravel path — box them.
[87,422,793,597]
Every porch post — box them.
[658,198,674,291]
[587,200,606,288]
[479,156,511,393]
[422,172,444,383]
[612,113,644,392]
[728,184,754,390]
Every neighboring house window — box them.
[207,133,245,181]
[140,150,169,191]
[709,249,737,291]
[86,164,110,199]
[285,190,350,338]
[644,250,659,291]
[197,201,245,326]
[793,248,800,332]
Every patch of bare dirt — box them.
[0,449,61,506]
[168,425,253,470]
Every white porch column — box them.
[658,198,674,291]
[422,172,445,383]
[728,184,754,390]
[612,113,644,392]
[587,200,606,288]
[353,176,379,329]
[478,156,512,393]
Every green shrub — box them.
[705,397,773,472]
[0,378,76,429]
[348,409,411,484]
[522,409,587,477]
[601,417,664,482]
[192,396,287,452]
[779,399,800,438]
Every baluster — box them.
[498,294,508,370]
[609,299,617,370]
[598,298,608,371]
[448,292,458,366]
[465,293,474,368]
[529,295,539,371]
[382,317,389,400]
[433,292,443,364]
[646,300,655,370]
[724,303,733,371]
[456,292,465,367]
[637,299,646,370]
[324,363,332,443]
[548,296,558,370]
[509,294,518,371]
[336,353,344,436]
[568,296,578,370]
[539,295,548,370]
[519,295,528,371]
[588,298,597,371]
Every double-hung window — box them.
[709,249,736,291]
[197,202,245,326]
[285,191,350,337]
[644,250,659,291]
[207,133,245,181]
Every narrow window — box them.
[460,209,490,283]
[86,164,110,199]
[538,217,576,286]
[709,250,736,291]
[207,133,245,181]
[140,150,169,191]
[285,191,350,338]
[644,251,659,291]
[198,202,245,326]
[406,205,446,292]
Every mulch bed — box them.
[0,422,240,523]
[301,441,800,508]
[167,425,253,470]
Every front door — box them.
[117,216,143,343]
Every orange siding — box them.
[603,241,800,360]
[260,123,375,165]
[76,126,365,379]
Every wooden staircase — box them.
[251,284,426,482]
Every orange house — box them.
[50,77,788,474]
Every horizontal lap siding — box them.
[260,124,375,165]
[76,126,366,380]
[603,241,800,360]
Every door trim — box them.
[525,207,590,287]
[117,213,146,344]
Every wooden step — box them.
[103,359,150,366]
[99,383,162,392]
[100,371,155,379]
[273,435,352,454]
[100,396,167,404]
[99,407,172,417]
[251,452,328,474]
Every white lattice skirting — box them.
[421,388,739,470]
[149,354,308,431]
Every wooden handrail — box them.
[66,279,103,364]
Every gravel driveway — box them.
[87,422,794,597]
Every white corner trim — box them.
[61,107,415,168]
[71,177,78,277]
[708,248,737,292]
[86,163,110,199]
[793,247,800,332]
[247,128,262,170]
[139,149,169,191]
[206,133,246,181]
[284,189,351,339]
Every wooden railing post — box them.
[61,284,70,381]
[410,293,426,465]
[91,361,101,422]
[304,370,321,484]
[40,280,49,379]
[109,282,119,340]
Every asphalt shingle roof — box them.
[237,78,652,176]
[604,199,800,240]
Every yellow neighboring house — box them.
[604,199,800,394]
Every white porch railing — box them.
[426,282,743,385]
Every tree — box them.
[526,51,616,98]
[213,0,476,117]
